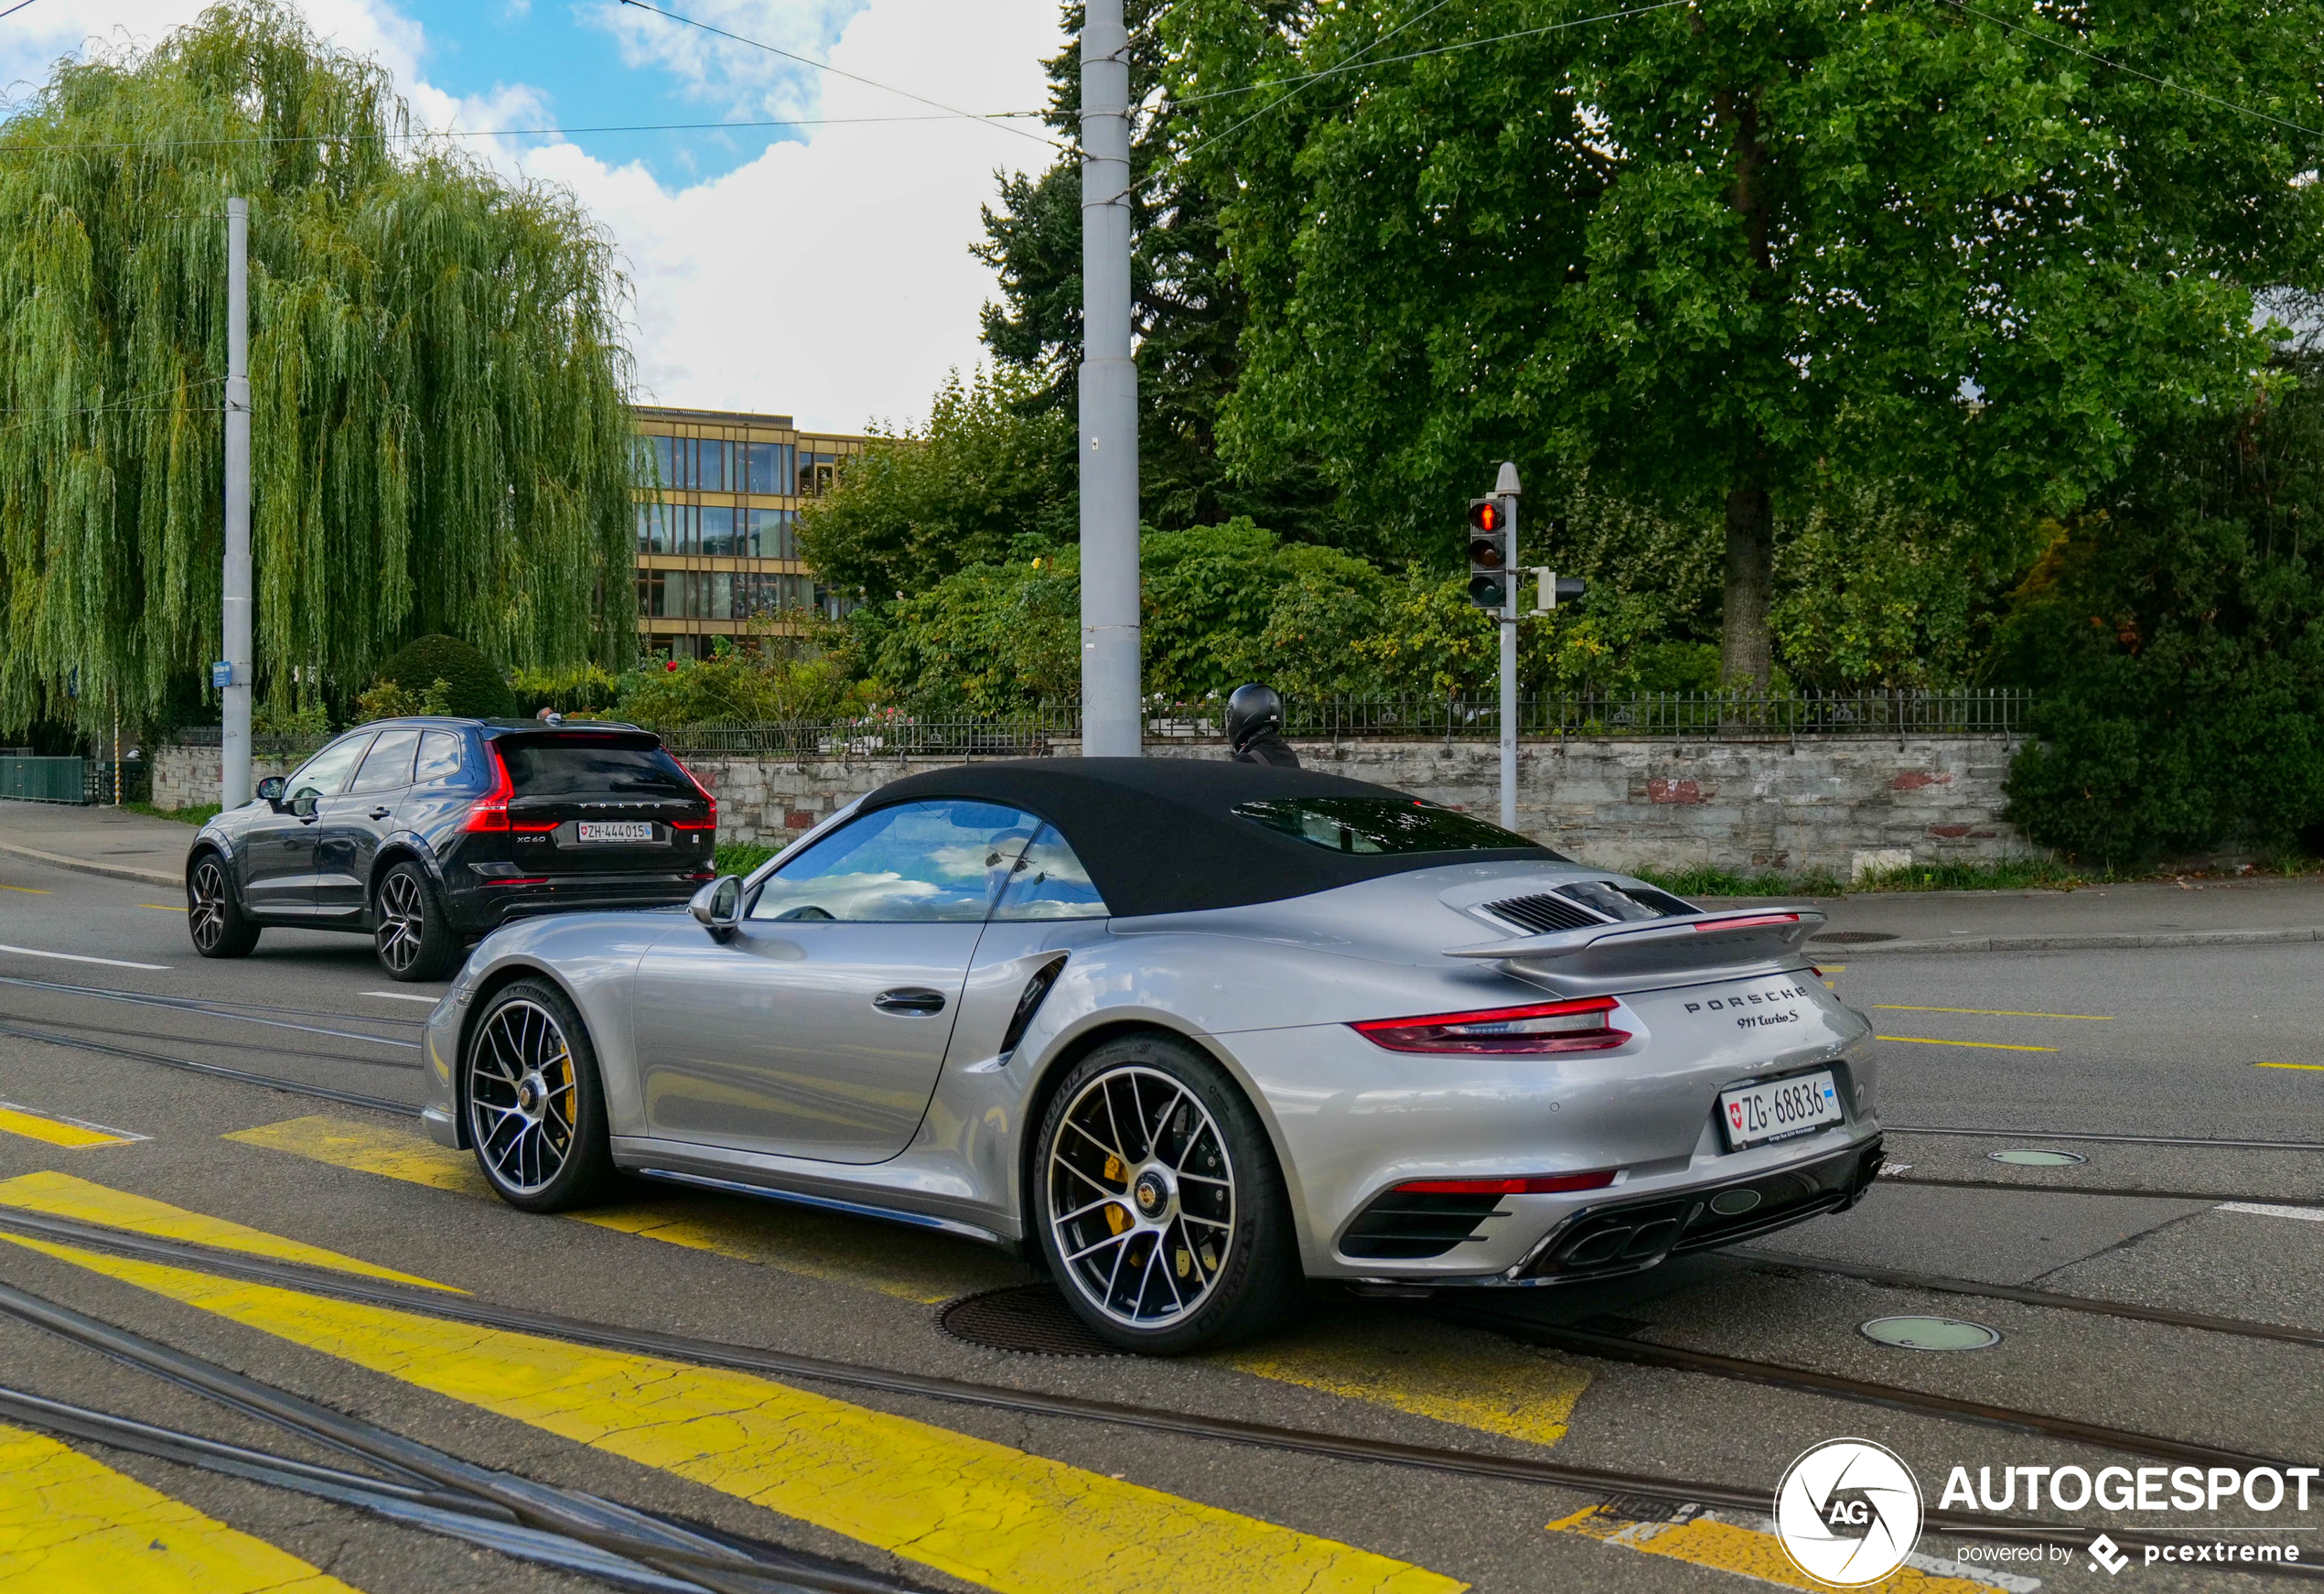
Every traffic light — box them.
[1536,572,1588,611]
[1467,497,1510,609]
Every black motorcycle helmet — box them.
[1224,683,1285,751]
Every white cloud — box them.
[514,0,1060,431]
[0,0,1060,436]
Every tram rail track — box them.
[0,1201,2317,1578]
[1882,1173,2324,1207]
[1890,1125,2324,1153]
[0,1018,417,1115]
[0,1280,928,1594]
[0,1009,423,1071]
[0,973,423,1044]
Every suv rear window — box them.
[497,737,696,797]
[1232,797,1560,856]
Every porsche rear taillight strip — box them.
[1394,1171,1616,1195]
[1689,913,1800,932]
[1351,996,1630,1055]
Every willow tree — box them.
[0,1,637,737]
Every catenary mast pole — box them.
[1079,0,1141,757]
[221,197,253,811]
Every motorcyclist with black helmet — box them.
[1224,684,1299,768]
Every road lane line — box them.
[0,1419,365,1593]
[0,887,47,896]
[0,1171,457,1292]
[1872,1005,2110,1021]
[0,943,167,971]
[1876,1036,2059,1052]
[139,903,189,912]
[228,1115,1017,1302]
[15,1238,1464,1594]
[358,991,439,1004]
[2218,1201,2324,1223]
[0,1102,145,1149]
[1221,1314,1589,1447]
[1545,1502,2020,1591]
[2254,1061,2324,1072]
[230,1116,1596,1442]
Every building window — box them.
[745,507,796,559]
[746,441,793,496]
[636,569,666,619]
[799,451,838,497]
[636,502,671,554]
[645,436,737,491]
[701,505,737,556]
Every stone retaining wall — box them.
[155,734,2035,876]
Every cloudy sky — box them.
[0,0,1063,432]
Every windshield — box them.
[1232,797,1562,857]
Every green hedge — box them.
[372,634,514,720]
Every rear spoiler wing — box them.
[1443,907,1825,982]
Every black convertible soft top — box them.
[864,758,1555,918]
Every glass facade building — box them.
[631,405,866,660]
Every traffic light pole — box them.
[1495,461,1520,831]
[1078,0,1141,758]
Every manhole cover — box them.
[1860,1315,2001,1351]
[937,1286,1120,1357]
[1988,1149,2087,1167]
[1810,932,1899,945]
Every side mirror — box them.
[691,875,744,941]
[255,776,285,808]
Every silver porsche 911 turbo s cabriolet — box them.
[420,759,1882,1352]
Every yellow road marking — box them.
[1876,1035,2059,1052]
[0,1419,362,1592]
[1547,1502,1994,1591]
[1873,1004,2110,1020]
[0,1171,457,1292]
[139,903,189,912]
[1222,1313,1590,1448]
[0,886,46,896]
[17,1237,1462,1594]
[227,1115,1019,1303]
[0,1103,142,1149]
[229,1118,1594,1446]
[2255,1061,2324,1072]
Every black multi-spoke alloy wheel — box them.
[1036,1032,1301,1354]
[373,860,460,982]
[186,853,259,959]
[463,978,615,1212]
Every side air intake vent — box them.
[1486,894,1605,934]
[1340,1190,1503,1260]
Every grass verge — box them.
[121,801,220,826]
[715,840,785,876]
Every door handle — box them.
[368,807,393,820]
[872,988,946,1016]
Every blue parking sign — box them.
[210,660,233,689]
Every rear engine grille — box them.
[1485,893,1604,934]
[1340,1191,1504,1260]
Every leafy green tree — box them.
[0,1,636,739]
[615,637,876,728]
[370,633,514,719]
[1168,0,2324,683]
[1996,366,2324,863]
[795,367,1075,601]
[974,1,1345,543]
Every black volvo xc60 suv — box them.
[186,717,717,980]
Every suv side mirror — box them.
[691,875,743,941]
[255,776,285,808]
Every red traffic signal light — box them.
[1468,500,1503,534]
[1467,496,1511,609]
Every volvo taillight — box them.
[1350,996,1630,1054]
[462,749,514,832]
[670,755,716,832]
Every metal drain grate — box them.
[1810,931,1899,944]
[938,1286,1122,1357]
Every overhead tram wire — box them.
[615,0,1071,153]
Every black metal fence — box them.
[164,690,2031,766]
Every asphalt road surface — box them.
[0,845,2320,1593]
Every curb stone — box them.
[0,839,183,889]
[1825,927,2324,956]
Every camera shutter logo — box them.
[1774,1438,1924,1586]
